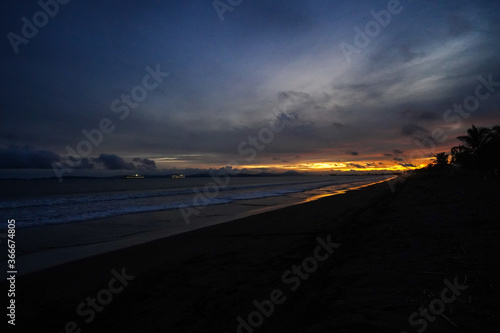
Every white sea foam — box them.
[0,177,385,228]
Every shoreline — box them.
[10,177,396,275]
[9,175,500,331]
[11,177,401,331]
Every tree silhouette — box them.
[451,125,500,178]
[456,125,491,154]
[451,145,472,168]
[433,152,449,166]
[424,152,451,176]
[484,125,500,175]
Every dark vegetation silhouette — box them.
[433,152,450,167]
[424,151,452,176]
[426,125,499,179]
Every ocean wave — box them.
[0,177,384,228]
[0,179,339,209]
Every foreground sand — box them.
[7,175,500,332]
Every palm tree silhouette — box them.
[451,145,471,167]
[452,125,500,178]
[456,125,491,154]
[432,152,449,166]
[427,152,451,175]
[484,125,500,176]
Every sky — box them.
[1,0,500,177]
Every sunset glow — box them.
[231,161,430,173]
[1,1,499,178]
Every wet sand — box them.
[11,177,390,275]
[7,175,500,332]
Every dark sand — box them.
[11,178,390,275]
[7,175,500,332]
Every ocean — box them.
[0,175,389,229]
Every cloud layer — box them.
[1,0,500,173]
[0,147,155,170]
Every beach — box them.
[7,175,500,332]
[3,176,390,274]
[4,1,500,332]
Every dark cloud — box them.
[401,110,440,121]
[276,112,299,124]
[401,124,429,137]
[0,146,60,169]
[393,149,404,155]
[348,163,365,169]
[332,122,345,129]
[65,156,95,170]
[277,91,311,104]
[275,91,312,128]
[132,158,157,170]
[64,155,157,170]
[384,153,393,157]
[400,110,439,141]
[0,146,158,171]
[272,157,288,163]
[349,151,359,156]
[268,90,341,145]
[1,0,500,175]
[399,163,416,168]
[397,45,426,63]
[394,157,404,162]
[92,154,134,170]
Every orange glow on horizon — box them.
[155,157,434,173]
[233,159,431,173]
